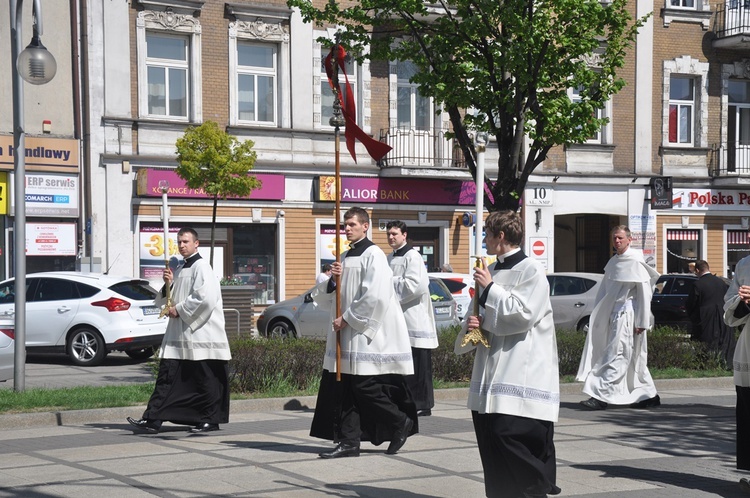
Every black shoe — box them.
[386,416,414,454]
[631,395,661,409]
[739,478,750,494]
[417,409,432,417]
[127,417,160,434]
[319,442,360,459]
[189,423,220,433]
[580,397,608,410]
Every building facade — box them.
[3,0,750,316]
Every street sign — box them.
[532,239,545,257]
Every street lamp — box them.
[10,0,57,392]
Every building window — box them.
[136,8,202,122]
[728,229,750,277]
[666,228,700,273]
[320,48,357,127]
[237,42,277,124]
[145,33,188,118]
[669,77,694,144]
[670,0,695,7]
[397,61,431,131]
[228,16,290,128]
[570,85,608,144]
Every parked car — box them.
[651,273,731,333]
[0,272,167,366]
[428,272,475,319]
[256,276,458,339]
[0,316,14,382]
[547,272,604,332]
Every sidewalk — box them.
[0,378,746,497]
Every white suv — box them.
[0,272,167,366]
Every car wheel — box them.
[67,328,106,366]
[125,347,156,361]
[577,317,591,334]
[267,319,296,339]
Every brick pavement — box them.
[0,378,747,497]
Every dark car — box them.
[651,273,731,332]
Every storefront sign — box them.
[0,136,79,172]
[316,176,481,206]
[9,172,79,217]
[319,225,349,267]
[139,225,181,281]
[26,223,77,256]
[136,169,285,200]
[671,188,750,211]
[0,172,7,215]
[650,177,672,210]
[628,214,657,268]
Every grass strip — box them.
[0,367,731,415]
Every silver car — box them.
[257,277,458,339]
[547,272,604,332]
[0,316,14,382]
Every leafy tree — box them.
[288,0,647,211]
[175,121,261,265]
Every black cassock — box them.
[310,370,418,446]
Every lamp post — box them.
[10,0,57,392]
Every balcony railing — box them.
[710,143,750,176]
[378,127,466,168]
[714,1,750,39]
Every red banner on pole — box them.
[325,45,392,163]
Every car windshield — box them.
[111,280,158,300]
[429,279,452,302]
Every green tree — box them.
[288,0,647,211]
[175,121,261,265]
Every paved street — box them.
[0,377,748,497]
[0,352,154,391]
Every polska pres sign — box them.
[671,188,750,211]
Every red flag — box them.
[325,45,392,163]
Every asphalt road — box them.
[0,352,154,390]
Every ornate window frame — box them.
[228,5,291,128]
[313,28,369,131]
[136,5,203,122]
[662,56,709,148]
[662,0,712,30]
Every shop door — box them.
[408,227,439,271]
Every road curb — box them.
[0,377,734,430]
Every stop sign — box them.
[532,240,545,256]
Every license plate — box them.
[434,306,450,315]
[142,306,160,316]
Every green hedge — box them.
[227,325,729,394]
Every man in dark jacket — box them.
[687,260,736,365]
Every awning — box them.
[666,229,699,241]
[728,231,750,245]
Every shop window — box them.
[666,229,701,273]
[232,224,277,305]
[728,229,750,277]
